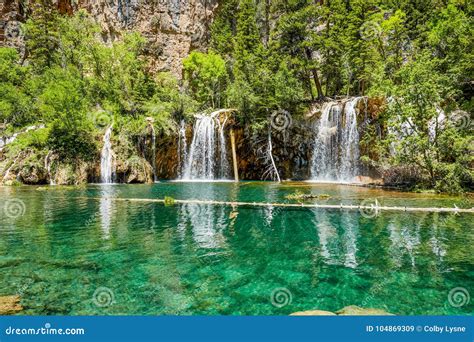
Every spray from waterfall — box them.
[310,97,363,182]
[181,110,231,180]
[100,125,115,184]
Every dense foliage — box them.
[0,0,472,191]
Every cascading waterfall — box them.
[150,124,157,182]
[177,120,188,179]
[216,115,231,179]
[181,111,231,180]
[310,97,363,182]
[339,97,361,179]
[0,125,45,152]
[45,151,55,185]
[100,125,115,184]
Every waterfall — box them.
[181,111,231,181]
[339,97,361,180]
[45,151,55,185]
[0,125,45,152]
[100,125,115,184]
[150,124,157,182]
[310,97,362,182]
[217,115,231,179]
[177,120,188,179]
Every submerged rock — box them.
[336,305,394,316]
[0,295,23,315]
[290,310,336,316]
[290,305,394,316]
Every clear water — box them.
[0,183,472,315]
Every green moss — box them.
[164,196,175,206]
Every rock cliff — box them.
[0,0,219,77]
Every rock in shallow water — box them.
[290,305,394,316]
[290,310,336,316]
[0,295,23,315]
[336,305,394,316]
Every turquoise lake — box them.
[0,182,473,315]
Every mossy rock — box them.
[164,196,175,206]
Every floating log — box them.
[81,197,474,214]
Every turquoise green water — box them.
[0,182,473,315]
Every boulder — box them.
[0,295,23,315]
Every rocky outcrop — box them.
[0,0,219,77]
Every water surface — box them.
[0,182,472,315]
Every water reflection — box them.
[386,215,421,268]
[313,209,338,265]
[177,184,229,249]
[310,209,360,268]
[340,211,359,268]
[99,185,116,240]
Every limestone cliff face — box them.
[0,0,26,58]
[0,0,219,77]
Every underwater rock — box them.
[0,295,23,315]
[336,305,394,316]
[290,310,336,316]
[290,305,394,316]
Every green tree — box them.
[183,51,227,108]
[23,0,61,71]
[0,48,32,126]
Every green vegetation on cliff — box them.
[0,0,472,191]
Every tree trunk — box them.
[230,129,239,182]
[305,48,323,98]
